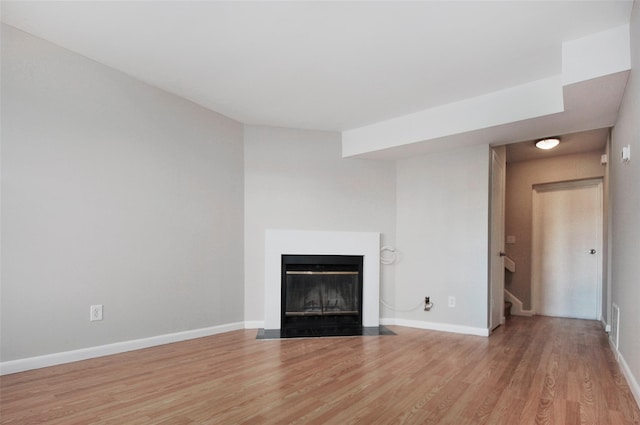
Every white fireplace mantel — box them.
[264,230,380,330]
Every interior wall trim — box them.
[600,315,612,332]
[0,322,245,376]
[609,334,640,409]
[504,289,535,317]
[380,318,490,337]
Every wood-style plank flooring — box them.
[1,316,639,424]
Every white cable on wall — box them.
[379,246,420,311]
[380,246,397,265]
[380,298,423,312]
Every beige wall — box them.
[505,151,605,310]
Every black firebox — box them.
[281,255,363,337]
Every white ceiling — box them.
[1,0,634,136]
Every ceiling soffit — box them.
[342,25,631,160]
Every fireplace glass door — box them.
[281,255,363,337]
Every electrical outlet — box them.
[90,305,103,321]
[424,296,433,311]
[448,296,456,308]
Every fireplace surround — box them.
[264,230,380,335]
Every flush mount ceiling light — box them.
[535,138,560,150]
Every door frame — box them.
[489,147,506,331]
[530,178,603,319]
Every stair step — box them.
[504,301,513,319]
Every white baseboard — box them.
[0,321,245,376]
[504,289,535,317]
[380,317,489,337]
[600,315,611,332]
[608,334,640,409]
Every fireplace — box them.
[281,255,363,337]
[263,230,380,335]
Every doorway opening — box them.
[493,128,609,326]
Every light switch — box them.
[506,235,516,244]
[622,145,631,163]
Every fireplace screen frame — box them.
[281,254,364,337]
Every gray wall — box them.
[1,25,245,361]
[610,0,640,397]
[244,128,492,333]
[395,144,490,330]
[243,125,397,323]
[505,151,606,310]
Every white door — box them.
[489,147,506,330]
[531,179,602,320]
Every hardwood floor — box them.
[1,316,639,424]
